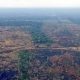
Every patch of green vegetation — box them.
[18,50,32,80]
[32,32,53,44]
[27,21,53,45]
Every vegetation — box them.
[27,21,53,45]
[0,9,80,80]
[18,50,32,80]
[18,49,80,80]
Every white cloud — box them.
[0,0,80,8]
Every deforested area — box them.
[0,8,80,80]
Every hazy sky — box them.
[0,0,80,8]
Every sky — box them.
[0,0,80,8]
